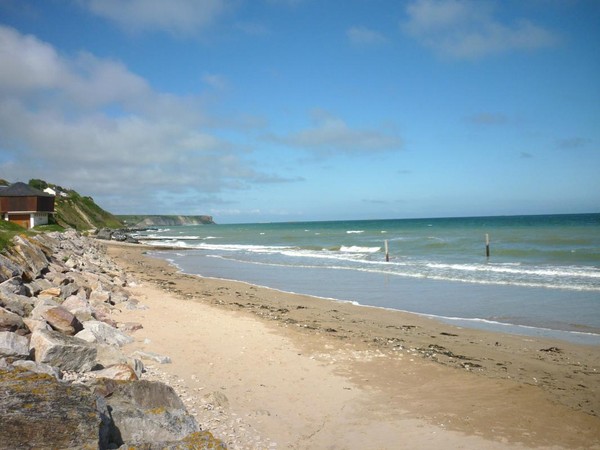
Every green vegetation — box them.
[53,190,122,230]
[0,221,66,252]
[0,220,28,250]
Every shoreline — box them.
[146,245,600,345]
[106,242,600,449]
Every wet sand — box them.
[107,243,600,449]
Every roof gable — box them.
[0,182,54,197]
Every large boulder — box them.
[0,331,29,358]
[30,297,61,320]
[94,379,199,446]
[96,228,113,240]
[0,290,35,317]
[0,367,108,449]
[23,278,54,297]
[4,235,50,281]
[0,306,26,333]
[0,277,27,296]
[78,320,133,347]
[42,306,83,336]
[0,254,23,282]
[12,359,62,379]
[30,329,97,372]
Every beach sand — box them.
[107,243,600,449]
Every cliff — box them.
[118,215,215,227]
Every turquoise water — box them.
[135,214,600,345]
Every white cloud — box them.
[347,26,387,46]
[0,25,280,213]
[202,73,228,90]
[80,0,229,35]
[402,0,558,59]
[267,109,402,155]
[0,26,66,92]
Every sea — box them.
[133,214,600,345]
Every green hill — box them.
[27,179,123,230]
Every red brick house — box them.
[0,182,55,229]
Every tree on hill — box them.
[0,179,9,186]
[28,179,49,191]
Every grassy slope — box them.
[54,192,122,230]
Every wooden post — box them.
[384,240,389,262]
[485,233,490,258]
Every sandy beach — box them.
[106,243,600,449]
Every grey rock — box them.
[0,306,26,333]
[12,359,62,380]
[30,328,97,372]
[0,254,23,282]
[4,235,50,281]
[0,331,30,358]
[23,317,52,333]
[94,379,199,446]
[0,367,108,449]
[30,297,61,320]
[0,277,27,296]
[79,320,134,347]
[60,282,82,299]
[132,350,172,364]
[96,228,113,240]
[23,278,54,296]
[0,290,35,317]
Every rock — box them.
[0,277,27,296]
[0,331,30,358]
[39,286,62,298]
[30,297,61,320]
[90,289,111,304]
[118,322,144,333]
[30,329,97,372]
[5,235,50,281]
[23,317,51,333]
[202,391,230,409]
[23,278,54,296]
[0,290,35,317]
[79,320,134,347]
[91,364,138,381]
[0,306,26,333]
[133,350,172,364]
[94,379,199,446]
[43,306,83,335]
[96,344,144,379]
[62,295,95,322]
[12,359,62,380]
[96,228,113,240]
[0,367,108,449]
[0,254,23,282]
[60,282,82,299]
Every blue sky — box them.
[0,0,598,223]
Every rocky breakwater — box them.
[0,230,225,449]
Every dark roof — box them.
[0,182,54,197]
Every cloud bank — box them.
[402,0,558,59]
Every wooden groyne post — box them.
[485,233,490,258]
[384,240,390,262]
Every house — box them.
[0,182,55,229]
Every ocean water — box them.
[134,214,600,345]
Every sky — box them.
[0,0,598,223]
